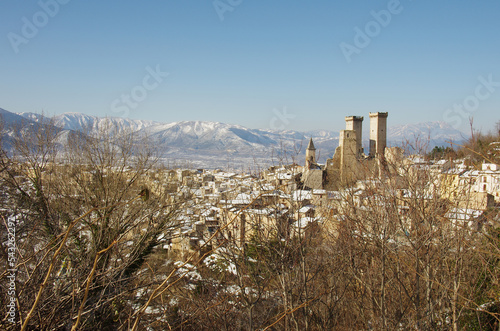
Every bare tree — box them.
[0,119,183,330]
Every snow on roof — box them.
[276,173,293,180]
[259,184,276,191]
[327,191,342,199]
[200,206,220,216]
[246,208,271,215]
[293,190,312,201]
[231,199,252,205]
[443,168,465,175]
[299,205,314,213]
[400,189,434,200]
[446,208,483,221]
[408,155,427,164]
[294,217,317,229]
[215,172,236,179]
[261,190,290,199]
[176,215,192,223]
[461,170,479,178]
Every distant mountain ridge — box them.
[0,108,467,168]
[18,111,159,133]
[387,121,469,142]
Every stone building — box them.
[303,138,324,189]
[302,112,388,190]
[369,112,388,157]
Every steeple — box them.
[305,138,316,168]
[307,137,316,151]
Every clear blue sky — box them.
[1,0,499,133]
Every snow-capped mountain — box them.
[388,121,467,144]
[0,108,35,126]
[142,121,278,150]
[18,111,159,133]
[1,108,468,168]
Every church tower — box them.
[305,138,316,169]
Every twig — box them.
[262,292,322,331]
[20,195,141,331]
[71,239,119,330]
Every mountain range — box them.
[0,108,468,169]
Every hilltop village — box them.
[154,112,500,258]
[2,111,500,329]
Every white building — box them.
[476,163,500,201]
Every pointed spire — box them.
[307,137,316,150]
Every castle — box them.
[302,112,388,190]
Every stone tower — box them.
[305,138,316,169]
[369,112,388,157]
[345,116,364,157]
[339,130,357,184]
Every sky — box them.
[1,0,499,133]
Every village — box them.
[154,113,500,259]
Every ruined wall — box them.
[324,149,341,191]
[303,169,324,190]
[339,130,359,185]
[345,116,364,157]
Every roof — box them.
[299,205,314,213]
[294,217,317,229]
[446,208,483,221]
[293,190,313,201]
[307,138,316,150]
[312,189,327,195]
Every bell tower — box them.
[305,138,316,169]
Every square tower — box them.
[339,130,358,183]
[369,112,388,157]
[345,116,364,157]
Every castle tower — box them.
[369,112,388,157]
[339,130,358,184]
[305,138,316,168]
[345,116,364,157]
